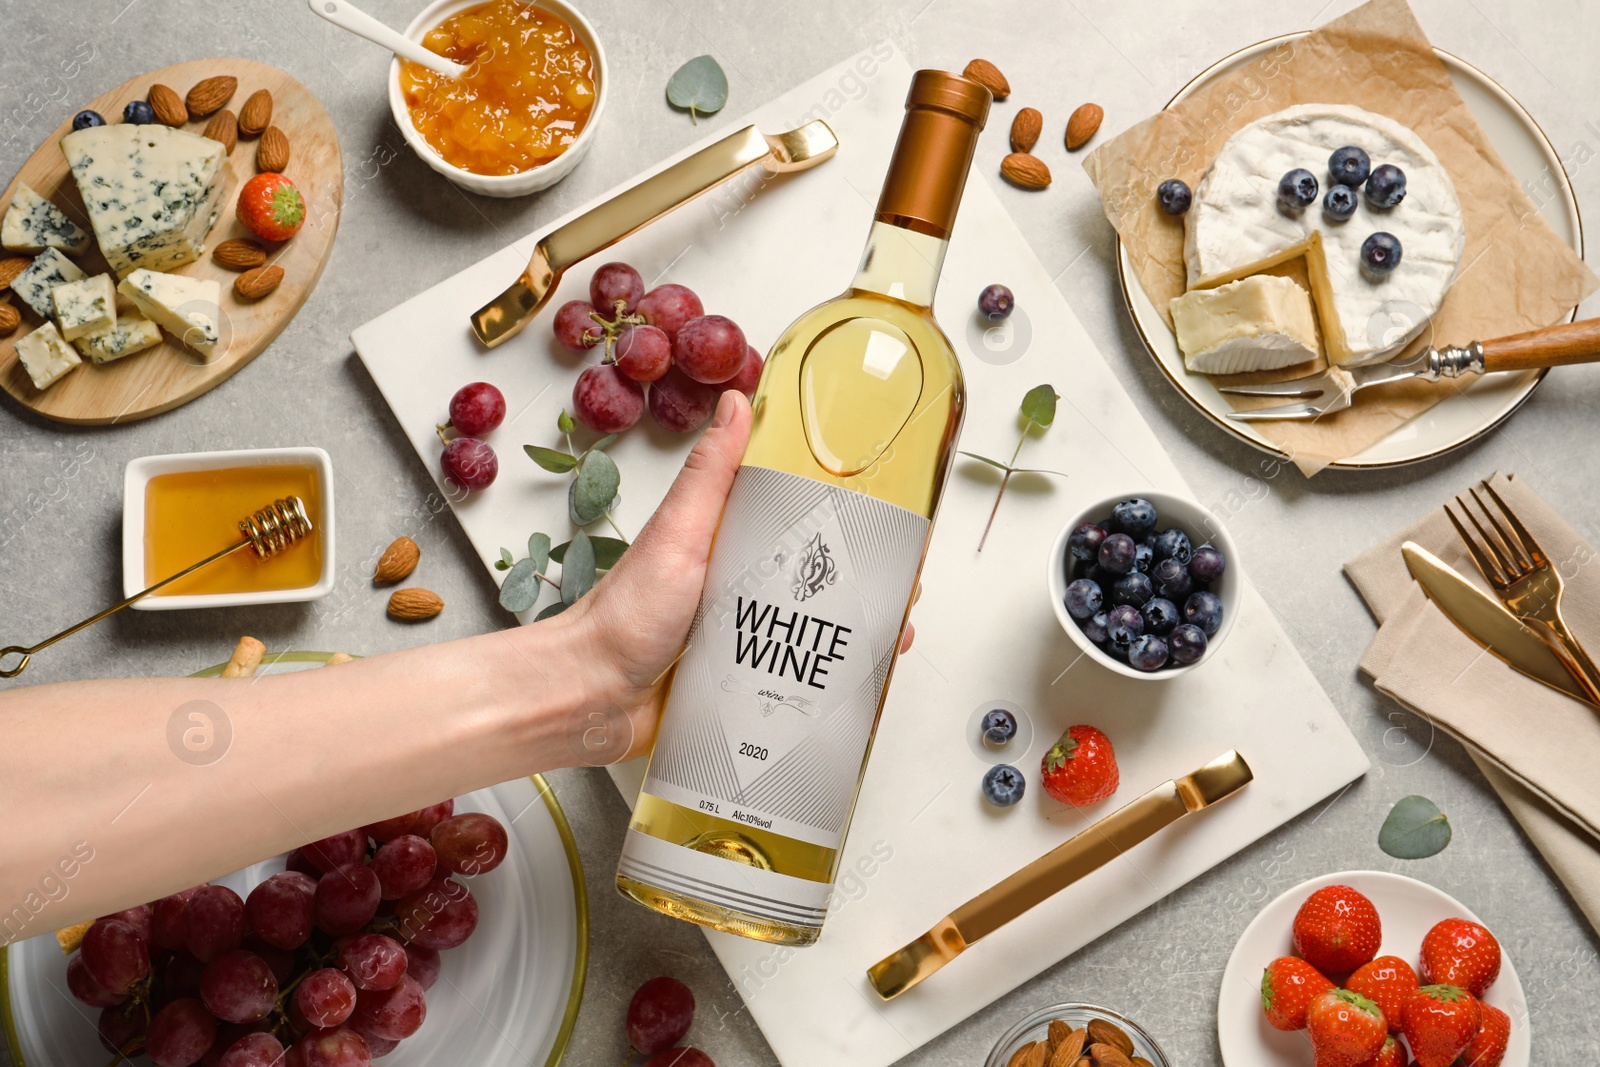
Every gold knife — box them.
[1401,541,1589,701]
[866,750,1252,1000]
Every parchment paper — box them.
[1083,0,1598,475]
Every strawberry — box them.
[1291,884,1382,978]
[1419,917,1500,997]
[1402,984,1481,1067]
[236,172,306,243]
[1354,1035,1406,1067]
[1459,1002,1510,1067]
[1345,955,1418,1032]
[1039,725,1118,806]
[1306,988,1387,1067]
[1261,956,1335,1030]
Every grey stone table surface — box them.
[3,0,1599,1063]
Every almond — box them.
[1088,1044,1133,1067]
[0,256,31,291]
[257,126,290,173]
[234,265,284,300]
[214,238,267,271]
[186,75,237,117]
[999,152,1051,189]
[1130,1060,1155,1067]
[203,109,238,154]
[388,587,443,621]
[1005,1042,1039,1067]
[1065,102,1104,151]
[1009,107,1042,154]
[0,301,18,337]
[1086,1019,1134,1057]
[238,89,273,137]
[148,83,188,126]
[963,58,1010,101]
[374,536,420,584]
[1049,1028,1088,1067]
[1046,1019,1070,1054]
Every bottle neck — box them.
[849,220,948,308]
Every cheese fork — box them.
[1219,318,1600,421]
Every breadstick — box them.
[55,920,91,954]
[324,652,354,666]
[221,636,266,678]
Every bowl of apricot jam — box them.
[389,0,606,196]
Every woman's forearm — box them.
[0,611,595,938]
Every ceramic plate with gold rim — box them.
[0,651,587,1067]
[1117,36,1583,469]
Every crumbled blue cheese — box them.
[60,124,232,277]
[74,311,163,364]
[2,182,90,254]
[118,268,220,358]
[14,321,82,390]
[51,272,115,341]
[11,248,87,319]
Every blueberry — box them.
[1106,604,1144,653]
[1098,532,1138,575]
[1153,557,1193,600]
[1141,597,1179,636]
[1112,498,1158,539]
[1328,146,1371,187]
[1128,635,1170,672]
[1277,168,1318,214]
[1086,563,1117,587]
[1151,528,1192,564]
[978,283,1014,321]
[1184,590,1224,636]
[1134,542,1154,574]
[980,708,1018,745]
[1111,571,1153,608]
[1083,610,1110,644]
[1323,185,1358,222]
[1365,164,1406,208]
[1157,178,1192,216]
[72,109,105,130]
[981,763,1026,807]
[1360,232,1402,276]
[1188,544,1226,583]
[1068,522,1108,562]
[1064,578,1104,620]
[1169,624,1208,665]
[123,100,156,125]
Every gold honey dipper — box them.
[0,497,312,678]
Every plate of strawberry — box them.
[1218,871,1528,1067]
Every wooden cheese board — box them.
[0,58,342,425]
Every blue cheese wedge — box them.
[2,182,90,254]
[74,311,163,364]
[60,124,233,277]
[51,273,116,341]
[118,268,220,358]
[11,247,87,319]
[1170,275,1321,375]
[14,320,82,390]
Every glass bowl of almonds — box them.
[985,1004,1170,1067]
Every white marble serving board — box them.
[353,43,1369,1067]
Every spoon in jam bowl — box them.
[308,0,468,77]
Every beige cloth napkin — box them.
[1345,473,1600,933]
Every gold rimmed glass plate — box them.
[1,651,587,1067]
[1117,35,1584,469]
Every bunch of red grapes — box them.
[68,800,508,1067]
[555,262,762,435]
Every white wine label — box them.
[640,464,929,851]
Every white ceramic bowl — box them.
[387,0,608,197]
[1047,490,1240,680]
[122,446,336,610]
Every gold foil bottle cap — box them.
[875,70,991,240]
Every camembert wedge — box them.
[1170,275,1320,375]
[118,269,220,359]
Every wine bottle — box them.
[616,70,991,946]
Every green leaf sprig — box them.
[525,411,629,541]
[1378,795,1452,859]
[960,384,1067,552]
[666,55,729,124]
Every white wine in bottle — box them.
[616,70,991,945]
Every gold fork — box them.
[1444,481,1600,705]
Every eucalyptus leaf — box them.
[498,558,540,613]
[666,55,728,123]
[525,445,578,473]
[589,433,619,454]
[561,530,597,604]
[1021,384,1059,428]
[550,536,628,570]
[499,547,515,568]
[535,601,569,621]
[1379,795,1452,859]
[959,451,1012,472]
[569,450,621,525]
[527,532,551,576]
[557,410,575,434]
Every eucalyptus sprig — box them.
[961,384,1067,552]
[495,528,631,617]
[666,55,729,124]
[525,410,630,541]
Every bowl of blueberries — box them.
[1048,491,1239,678]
